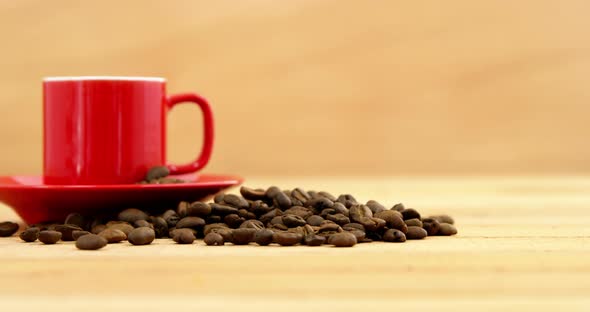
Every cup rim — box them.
[43,76,166,82]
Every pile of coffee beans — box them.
[2,185,457,250]
[137,166,186,184]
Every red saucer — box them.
[0,174,243,224]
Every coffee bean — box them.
[38,230,62,244]
[291,188,311,204]
[231,228,256,245]
[250,200,272,214]
[430,215,455,225]
[265,186,282,199]
[373,210,407,233]
[383,229,406,242]
[238,209,256,220]
[282,215,307,227]
[365,231,382,241]
[326,213,350,225]
[401,208,420,220]
[153,177,185,184]
[222,194,250,209]
[172,229,196,244]
[224,214,245,228]
[204,223,230,236]
[163,210,180,227]
[406,226,427,239]
[53,224,83,241]
[210,203,239,215]
[19,227,40,242]
[320,208,336,218]
[148,217,167,238]
[347,229,366,241]
[213,193,225,203]
[364,217,387,232]
[259,209,282,224]
[176,217,206,230]
[204,232,224,246]
[342,223,365,232]
[254,229,274,246]
[404,218,423,227]
[75,234,107,250]
[186,202,212,217]
[118,208,149,223]
[98,228,127,243]
[304,234,325,246]
[329,232,357,247]
[336,194,358,208]
[91,224,107,235]
[332,202,349,217]
[134,220,153,228]
[239,219,265,230]
[317,191,337,202]
[273,192,292,209]
[145,165,170,181]
[435,223,457,236]
[107,223,134,236]
[283,206,313,219]
[72,230,91,240]
[127,227,155,245]
[391,203,405,211]
[0,221,19,237]
[421,218,441,236]
[206,215,222,224]
[169,227,196,238]
[240,186,266,200]
[305,197,334,210]
[273,231,302,246]
[349,204,373,223]
[306,215,325,226]
[318,221,341,233]
[366,200,386,214]
[64,213,86,229]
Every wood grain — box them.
[0,176,589,311]
[0,0,590,176]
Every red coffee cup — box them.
[43,76,214,185]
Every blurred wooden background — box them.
[0,0,589,177]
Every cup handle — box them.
[165,93,214,175]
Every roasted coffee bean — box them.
[0,221,19,237]
[204,232,224,246]
[38,230,62,244]
[91,224,107,235]
[404,218,423,227]
[401,208,420,220]
[149,217,168,238]
[176,217,206,230]
[250,200,272,214]
[391,203,405,211]
[254,229,274,246]
[71,230,91,240]
[162,210,180,227]
[204,223,230,236]
[430,215,455,225]
[349,204,373,223]
[172,229,196,244]
[19,227,40,242]
[145,165,170,181]
[283,206,313,219]
[364,217,387,232]
[53,224,83,241]
[134,220,153,228]
[153,177,185,184]
[304,234,325,246]
[319,221,341,233]
[383,229,406,242]
[269,223,288,231]
[306,215,325,226]
[169,227,196,238]
[186,202,212,217]
[76,234,108,250]
[320,208,336,218]
[224,214,245,228]
[98,228,127,243]
[238,209,257,220]
[265,186,282,199]
[240,219,265,230]
[291,188,311,204]
[128,227,155,245]
[221,194,248,209]
[329,232,357,247]
[231,228,256,245]
[366,200,386,214]
[273,231,302,246]
[342,223,365,232]
[259,209,282,224]
[206,215,222,223]
[64,213,86,229]
[436,223,458,236]
[107,223,134,236]
[270,216,284,226]
[373,210,407,233]
[240,186,267,200]
[421,218,441,236]
[336,194,358,207]
[317,191,337,202]
[347,229,366,241]
[365,231,382,241]
[282,215,307,227]
[305,197,334,210]
[406,226,427,239]
[210,203,239,215]
[118,208,149,223]
[332,202,349,217]
[273,192,292,209]
[326,213,350,226]
[213,193,225,203]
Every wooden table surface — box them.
[1,177,589,311]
